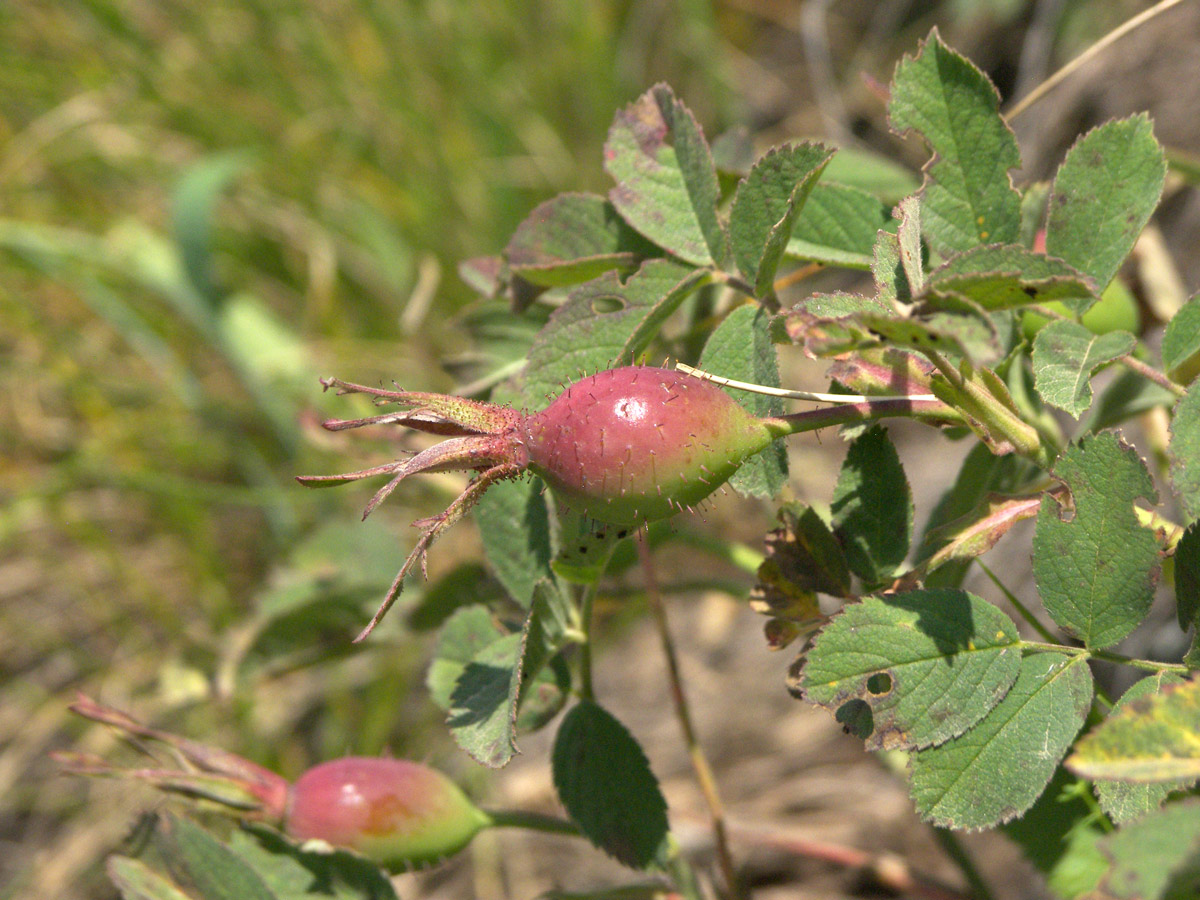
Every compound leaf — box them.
[1069,677,1200,783]
[797,590,1021,750]
[1091,800,1200,900]
[925,244,1095,311]
[475,476,553,609]
[909,653,1093,829]
[1033,433,1160,648]
[1163,293,1200,385]
[1083,674,1194,825]
[786,182,892,270]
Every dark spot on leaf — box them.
[578,545,588,553]
[1023,286,1037,298]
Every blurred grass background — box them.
[1,1,1188,898]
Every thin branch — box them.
[638,532,739,898]
[1005,0,1187,122]
[1119,353,1187,398]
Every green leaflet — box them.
[910,653,1093,829]
[888,29,1021,255]
[1033,433,1160,648]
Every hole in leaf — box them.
[591,295,626,314]
[835,700,873,739]
[867,673,892,695]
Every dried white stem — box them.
[675,362,938,404]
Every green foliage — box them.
[909,653,1093,829]
[552,701,669,869]
[697,305,788,498]
[1170,383,1200,523]
[43,18,1200,900]
[1032,321,1136,417]
[1163,293,1200,385]
[1069,677,1200,783]
[729,143,834,296]
[888,28,1022,253]
[798,590,1021,750]
[830,426,912,584]
[604,84,728,267]
[1045,115,1167,297]
[1033,434,1160,648]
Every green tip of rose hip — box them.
[300,365,777,637]
[286,757,490,870]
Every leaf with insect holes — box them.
[521,259,709,410]
[474,476,553,610]
[924,244,1096,311]
[1032,320,1136,417]
[1083,674,1194,825]
[159,814,277,900]
[604,84,727,267]
[505,192,657,287]
[888,29,1022,255]
[1033,433,1160,648]
[1163,293,1200,385]
[1170,382,1200,524]
[910,653,1093,830]
[729,142,834,295]
[1045,115,1166,300]
[552,701,668,869]
[1090,800,1200,900]
[797,590,1021,751]
[1069,678,1200,784]
[786,182,893,270]
[831,426,912,584]
[697,305,787,499]
[227,827,401,900]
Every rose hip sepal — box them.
[300,365,958,639]
[286,757,490,870]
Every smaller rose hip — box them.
[286,757,490,870]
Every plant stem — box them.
[637,532,739,898]
[484,808,581,837]
[767,396,962,437]
[978,561,1059,644]
[576,580,600,702]
[931,828,997,900]
[1016,639,1189,676]
[1120,353,1187,398]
